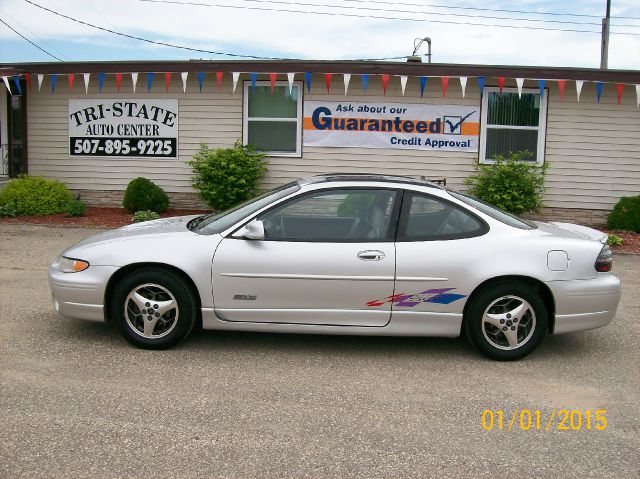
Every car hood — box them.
[64,215,201,252]
[533,221,608,243]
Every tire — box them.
[111,267,198,349]
[464,281,548,361]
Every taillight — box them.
[595,245,613,272]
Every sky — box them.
[0,0,639,69]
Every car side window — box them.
[259,189,398,241]
[399,192,487,241]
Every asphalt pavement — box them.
[1,223,638,479]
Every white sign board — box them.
[303,101,479,151]
[69,99,178,158]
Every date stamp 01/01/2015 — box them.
[481,409,608,432]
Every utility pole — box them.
[600,0,611,69]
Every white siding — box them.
[26,74,640,210]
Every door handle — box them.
[357,250,385,261]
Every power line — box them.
[21,0,407,61]
[0,16,63,61]
[337,0,640,21]
[134,0,640,36]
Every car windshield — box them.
[193,181,300,235]
[448,190,537,230]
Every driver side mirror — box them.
[238,219,265,240]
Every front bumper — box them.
[48,262,118,322]
[546,273,621,334]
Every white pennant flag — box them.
[37,73,44,91]
[516,78,524,98]
[2,76,11,93]
[83,73,90,94]
[287,73,295,94]
[181,72,188,93]
[232,72,240,94]
[576,80,584,102]
[131,72,138,93]
[343,73,351,96]
[400,75,408,96]
[636,84,640,107]
[459,76,467,98]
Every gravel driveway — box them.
[1,224,638,479]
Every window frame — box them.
[479,86,548,166]
[242,80,303,158]
[396,191,489,242]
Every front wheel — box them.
[464,282,548,361]
[112,268,198,349]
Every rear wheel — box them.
[112,268,198,349]
[465,282,547,361]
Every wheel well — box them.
[103,263,202,325]
[462,275,556,333]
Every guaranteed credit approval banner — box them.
[69,99,178,158]
[303,101,479,152]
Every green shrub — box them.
[337,193,374,217]
[0,201,17,217]
[66,199,87,217]
[607,196,640,232]
[606,234,624,246]
[464,151,548,215]
[132,210,160,223]
[188,140,267,211]
[0,175,72,216]
[122,177,169,214]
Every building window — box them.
[243,81,302,157]
[479,87,547,164]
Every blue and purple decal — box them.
[367,288,466,308]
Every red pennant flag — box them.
[269,73,277,94]
[557,80,566,100]
[25,73,32,93]
[441,76,449,97]
[616,83,624,105]
[216,71,223,92]
[324,73,332,93]
[115,73,123,92]
[497,77,505,94]
[68,74,75,92]
[381,74,390,95]
[164,72,172,92]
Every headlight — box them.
[57,256,90,273]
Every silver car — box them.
[49,174,621,360]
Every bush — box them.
[188,140,267,211]
[66,199,87,217]
[0,201,17,217]
[132,210,160,223]
[607,196,640,232]
[122,177,169,214]
[606,234,624,246]
[464,151,548,215]
[0,175,72,216]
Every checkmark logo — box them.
[443,111,476,135]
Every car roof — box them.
[301,173,445,189]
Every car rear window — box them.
[448,191,537,230]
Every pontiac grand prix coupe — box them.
[49,174,621,360]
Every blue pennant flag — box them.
[12,76,22,95]
[477,76,485,96]
[596,82,603,102]
[361,74,369,94]
[304,72,312,93]
[538,79,546,98]
[51,74,57,94]
[420,76,427,98]
[197,72,205,93]
[250,73,258,93]
[147,72,154,92]
[98,72,106,92]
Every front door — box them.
[212,188,400,326]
